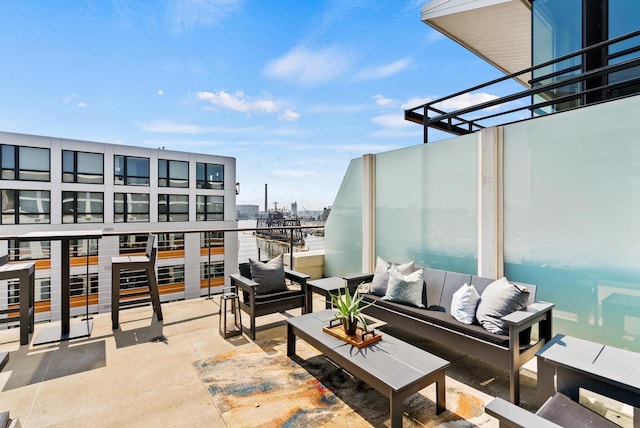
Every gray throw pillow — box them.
[249,255,287,295]
[370,257,415,296]
[381,265,425,308]
[476,277,529,334]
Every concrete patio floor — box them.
[0,295,621,427]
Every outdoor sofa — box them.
[345,260,554,404]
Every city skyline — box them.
[0,1,505,210]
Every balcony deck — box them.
[0,294,628,427]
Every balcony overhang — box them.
[422,0,532,86]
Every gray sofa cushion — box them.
[476,277,530,335]
[249,255,287,295]
[370,257,415,296]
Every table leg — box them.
[287,324,296,357]
[390,393,403,428]
[436,372,446,414]
[536,356,556,407]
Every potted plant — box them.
[329,285,373,335]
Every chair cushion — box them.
[476,277,530,335]
[370,257,415,296]
[451,283,481,325]
[382,265,425,308]
[249,255,287,295]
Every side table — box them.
[306,277,346,313]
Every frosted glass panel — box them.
[504,96,640,351]
[376,136,477,274]
[324,158,363,277]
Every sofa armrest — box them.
[485,397,562,428]
[502,302,554,333]
[343,273,374,291]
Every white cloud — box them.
[426,30,446,44]
[157,89,165,96]
[272,169,316,178]
[195,90,278,113]
[401,96,433,110]
[264,46,353,86]
[355,59,410,80]
[371,112,411,129]
[434,92,500,110]
[307,103,369,114]
[169,0,243,32]
[401,93,501,111]
[77,102,88,108]
[279,109,300,122]
[139,119,261,134]
[372,94,394,107]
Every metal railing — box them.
[405,29,640,143]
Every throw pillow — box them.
[476,277,529,334]
[249,255,287,295]
[370,257,415,296]
[382,265,425,308]
[450,283,481,324]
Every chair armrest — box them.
[343,273,374,290]
[284,269,310,285]
[230,273,258,294]
[502,302,554,332]
[485,397,562,428]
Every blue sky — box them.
[0,0,505,211]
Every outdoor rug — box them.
[193,337,497,427]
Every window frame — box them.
[158,194,189,222]
[0,144,50,182]
[114,192,150,223]
[62,150,104,184]
[196,162,224,189]
[158,159,189,188]
[114,155,150,186]
[62,191,104,224]
[196,195,224,221]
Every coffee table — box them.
[287,310,449,427]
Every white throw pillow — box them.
[451,283,481,325]
[382,265,424,308]
[369,257,415,296]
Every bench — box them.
[345,266,554,404]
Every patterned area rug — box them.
[193,337,496,427]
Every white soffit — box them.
[422,0,531,86]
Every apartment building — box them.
[0,130,238,323]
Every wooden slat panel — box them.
[70,294,99,308]
[70,255,99,267]
[199,247,224,256]
[158,250,185,259]
[159,283,185,294]
[200,278,224,288]
[35,260,51,269]
[35,301,51,313]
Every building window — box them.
[35,278,50,302]
[158,194,189,222]
[157,233,185,251]
[196,162,224,189]
[70,239,99,257]
[70,273,99,297]
[158,265,185,286]
[200,232,224,248]
[9,240,50,261]
[196,195,224,221]
[0,145,50,181]
[159,159,189,188]
[1,189,50,224]
[62,150,104,184]
[114,193,149,222]
[8,279,19,305]
[62,191,104,223]
[114,155,149,186]
[200,261,225,280]
[119,234,149,254]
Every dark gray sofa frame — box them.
[345,267,554,404]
